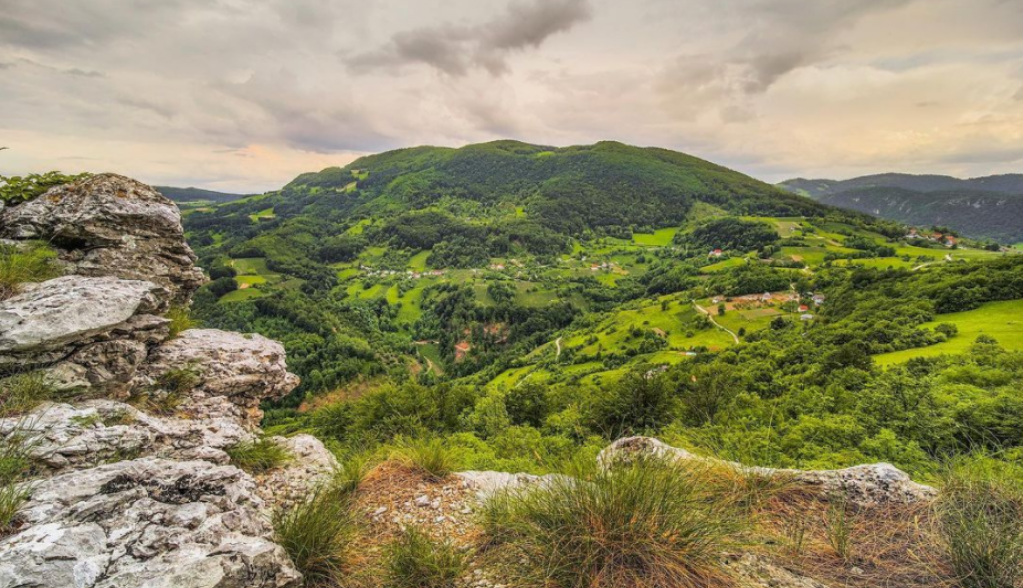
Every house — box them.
[812,294,825,305]
[454,341,472,361]
[800,313,814,321]
[708,249,724,258]
[489,263,505,270]
[798,304,809,312]
[944,236,957,248]
[762,292,772,301]
[906,228,920,239]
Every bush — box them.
[225,438,292,474]
[480,458,744,588]
[936,456,1023,588]
[272,477,358,587]
[391,437,462,480]
[0,242,60,300]
[385,526,466,588]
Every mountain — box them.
[155,185,251,204]
[778,173,1023,242]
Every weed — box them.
[165,305,199,338]
[0,241,61,300]
[480,458,744,588]
[391,437,461,481]
[272,477,358,587]
[385,525,466,588]
[225,438,292,474]
[0,372,54,418]
[936,456,1023,588]
[824,494,853,562]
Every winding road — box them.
[692,301,740,344]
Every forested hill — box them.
[779,173,1023,243]
[287,140,831,235]
[156,185,251,204]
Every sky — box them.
[1,0,1022,193]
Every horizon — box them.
[2,0,1022,193]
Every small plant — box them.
[165,305,199,338]
[385,525,466,588]
[391,437,461,480]
[824,494,853,561]
[225,438,292,474]
[0,432,34,534]
[0,372,54,418]
[129,389,183,416]
[0,241,61,300]
[0,171,89,205]
[480,458,744,588]
[70,413,103,428]
[936,456,1023,588]
[272,477,358,588]
[155,366,200,395]
[332,452,373,496]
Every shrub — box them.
[479,458,744,588]
[165,306,199,338]
[935,456,1023,588]
[391,437,462,480]
[385,526,466,588]
[0,242,60,300]
[225,438,292,474]
[0,171,89,205]
[272,477,358,588]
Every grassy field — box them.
[248,207,275,222]
[875,299,1023,365]
[632,228,678,247]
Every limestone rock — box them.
[0,173,205,303]
[600,436,936,506]
[135,329,300,427]
[0,400,253,474]
[257,434,339,508]
[728,554,833,588]
[455,470,569,499]
[0,457,301,588]
[0,276,169,393]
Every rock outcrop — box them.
[0,276,170,393]
[133,329,300,428]
[0,173,205,302]
[0,458,301,588]
[0,400,253,474]
[0,174,320,588]
[600,436,936,506]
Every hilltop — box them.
[779,173,1023,243]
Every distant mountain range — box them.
[156,186,251,204]
[778,173,1023,243]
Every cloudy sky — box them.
[1,0,1022,193]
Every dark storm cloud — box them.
[345,0,592,76]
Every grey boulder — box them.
[134,329,300,428]
[0,173,205,303]
[0,457,301,588]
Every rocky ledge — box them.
[0,174,335,588]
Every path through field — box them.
[692,301,740,344]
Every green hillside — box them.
[181,141,1023,477]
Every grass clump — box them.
[0,372,54,418]
[165,305,199,338]
[0,429,35,534]
[935,456,1023,588]
[225,438,292,474]
[480,458,745,588]
[0,241,61,300]
[385,525,466,588]
[272,477,359,587]
[391,437,462,480]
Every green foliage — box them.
[272,476,358,588]
[480,458,744,588]
[225,438,292,474]
[0,372,55,418]
[936,456,1023,588]
[384,526,466,588]
[675,217,779,252]
[165,305,199,338]
[0,171,90,205]
[0,241,61,300]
